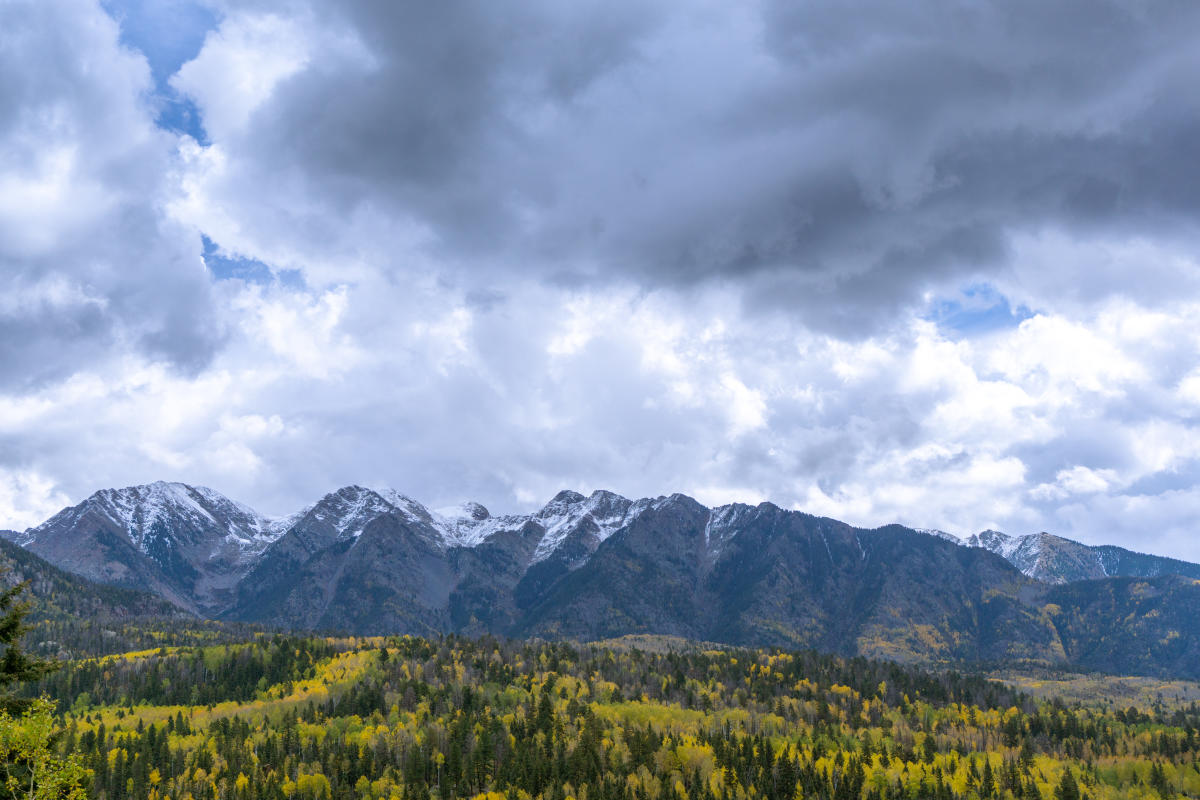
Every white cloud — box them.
[0,470,70,532]
[1031,466,1119,501]
[716,374,766,437]
[4,258,1200,561]
[171,12,314,139]
[236,285,362,378]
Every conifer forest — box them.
[11,632,1200,800]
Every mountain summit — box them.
[8,481,292,614]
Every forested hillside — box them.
[22,634,1200,800]
[0,538,263,658]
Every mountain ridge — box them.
[6,481,1200,679]
[947,528,1200,584]
[10,482,1198,585]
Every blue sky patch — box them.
[155,94,209,143]
[203,235,305,288]
[926,283,1035,337]
[102,0,216,141]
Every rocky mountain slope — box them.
[3,481,291,614]
[954,529,1200,584]
[6,482,1200,678]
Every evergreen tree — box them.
[981,758,996,798]
[0,570,56,714]
[1055,768,1081,800]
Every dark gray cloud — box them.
[182,0,1200,329]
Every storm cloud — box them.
[176,0,1200,324]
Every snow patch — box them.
[704,504,755,557]
[434,510,527,549]
[969,529,1025,560]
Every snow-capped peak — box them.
[15,482,666,574]
[300,485,420,542]
[704,503,757,552]
[434,501,490,522]
[259,506,311,538]
[299,486,511,549]
[529,489,638,563]
[21,481,288,561]
[428,501,519,547]
[967,529,1024,559]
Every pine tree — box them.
[981,758,996,798]
[1056,768,1082,800]
[0,570,56,714]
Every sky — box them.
[3,0,1200,560]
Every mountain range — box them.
[4,481,1200,678]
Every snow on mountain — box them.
[260,507,311,539]
[287,486,539,550]
[434,502,490,522]
[6,527,35,548]
[431,502,527,548]
[906,524,1200,585]
[19,482,1199,589]
[320,487,652,557]
[301,486,413,542]
[22,481,290,560]
[915,528,961,544]
[703,503,763,556]
[963,530,1070,582]
[529,490,644,563]
[8,481,307,614]
[967,529,1025,560]
[13,481,1200,627]
[293,486,518,549]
